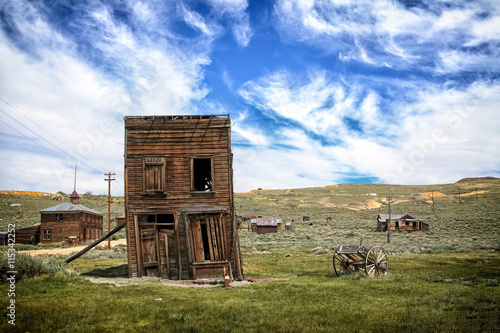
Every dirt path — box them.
[19,238,127,256]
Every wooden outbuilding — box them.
[14,225,40,245]
[250,218,282,234]
[124,115,243,280]
[376,214,429,232]
[39,203,103,244]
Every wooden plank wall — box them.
[124,116,240,279]
[40,212,103,244]
[15,226,40,245]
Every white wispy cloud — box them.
[205,0,253,47]
[236,68,500,188]
[0,0,217,194]
[274,0,500,72]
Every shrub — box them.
[0,253,72,282]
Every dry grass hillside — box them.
[235,177,500,253]
[1,177,498,253]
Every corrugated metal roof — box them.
[255,218,281,226]
[377,214,414,221]
[39,203,102,215]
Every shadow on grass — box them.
[81,264,128,277]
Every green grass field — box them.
[0,177,499,331]
[0,251,499,332]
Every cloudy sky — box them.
[1,0,499,195]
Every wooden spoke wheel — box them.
[333,250,354,276]
[365,246,388,277]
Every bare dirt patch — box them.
[420,191,447,198]
[84,275,290,288]
[461,190,487,197]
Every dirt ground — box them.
[84,275,290,288]
[19,238,128,256]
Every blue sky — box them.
[0,0,499,195]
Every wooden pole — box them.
[104,172,115,250]
[387,197,392,244]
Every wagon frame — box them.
[333,237,388,277]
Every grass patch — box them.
[0,253,74,282]
[0,252,498,332]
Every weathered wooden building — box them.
[250,218,282,234]
[124,115,243,280]
[376,214,429,232]
[14,225,40,245]
[39,203,103,244]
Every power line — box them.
[0,97,111,174]
[0,107,104,175]
[0,117,69,161]
[0,105,125,192]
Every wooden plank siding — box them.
[124,115,243,280]
[39,212,103,244]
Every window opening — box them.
[192,158,212,191]
[43,229,51,240]
[191,214,226,262]
[138,214,175,231]
[55,214,63,222]
[200,218,211,260]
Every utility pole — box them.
[431,190,435,214]
[387,196,392,244]
[105,172,115,250]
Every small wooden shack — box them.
[14,225,41,244]
[250,218,282,234]
[39,203,103,244]
[124,115,243,281]
[376,214,429,232]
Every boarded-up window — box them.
[191,158,213,192]
[142,156,166,193]
[190,214,226,262]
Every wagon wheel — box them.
[365,246,388,277]
[333,250,354,276]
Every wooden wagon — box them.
[333,237,388,277]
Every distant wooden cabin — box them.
[115,213,126,226]
[124,115,243,281]
[250,218,282,234]
[39,203,103,244]
[376,214,429,232]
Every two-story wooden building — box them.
[124,115,243,280]
[39,202,103,244]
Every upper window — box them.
[142,156,166,193]
[191,158,213,192]
[55,214,63,222]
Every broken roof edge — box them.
[123,114,230,121]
